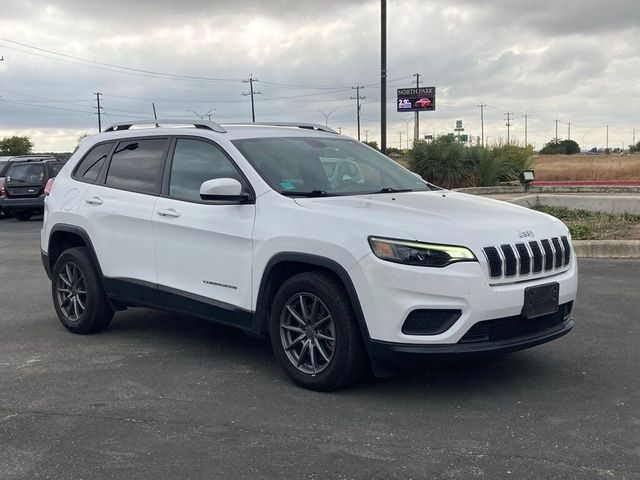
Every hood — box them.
[294,190,568,249]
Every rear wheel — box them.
[51,247,113,334]
[270,271,367,391]
[13,210,33,221]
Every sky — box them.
[0,0,638,152]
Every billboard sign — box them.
[397,87,436,112]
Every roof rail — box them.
[223,122,338,134]
[103,119,227,133]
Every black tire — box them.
[13,210,33,221]
[269,271,368,391]
[51,247,113,334]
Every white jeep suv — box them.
[41,119,578,390]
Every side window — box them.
[169,138,243,202]
[74,143,113,183]
[106,139,168,194]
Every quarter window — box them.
[75,143,113,182]
[106,139,168,194]
[169,139,243,202]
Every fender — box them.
[255,252,373,351]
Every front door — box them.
[152,137,255,315]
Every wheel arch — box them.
[255,253,372,350]
[47,224,105,282]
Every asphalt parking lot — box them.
[1,216,639,479]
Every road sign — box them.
[456,120,463,130]
[397,87,436,112]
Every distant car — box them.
[320,158,365,188]
[0,158,65,220]
[588,147,598,154]
[414,97,432,108]
[0,155,57,216]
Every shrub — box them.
[540,139,580,155]
[407,136,533,188]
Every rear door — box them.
[78,137,169,285]
[152,137,255,313]
[5,163,46,198]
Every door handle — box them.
[157,208,180,218]
[85,197,103,206]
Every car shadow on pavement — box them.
[104,307,561,396]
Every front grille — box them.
[459,302,573,343]
[482,236,571,280]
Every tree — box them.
[0,136,34,156]
[629,141,640,153]
[539,139,580,155]
[363,140,379,150]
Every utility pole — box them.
[380,0,387,154]
[413,73,421,142]
[606,125,609,151]
[477,104,486,148]
[566,122,571,141]
[94,92,103,133]
[504,112,512,145]
[402,118,412,148]
[351,84,365,141]
[554,119,560,143]
[364,130,369,142]
[633,128,636,146]
[399,131,403,150]
[522,113,530,146]
[242,74,261,122]
[319,110,336,127]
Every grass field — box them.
[533,154,640,181]
[534,206,640,240]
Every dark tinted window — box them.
[75,143,113,182]
[169,139,242,202]
[0,161,8,176]
[106,139,168,194]
[7,164,45,184]
[49,163,64,178]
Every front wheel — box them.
[51,247,113,334]
[270,271,367,391]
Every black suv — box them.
[0,157,65,220]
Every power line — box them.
[242,74,262,123]
[351,84,366,141]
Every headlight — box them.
[368,237,477,267]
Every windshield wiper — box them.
[376,187,414,193]
[280,190,330,197]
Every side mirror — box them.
[200,178,251,202]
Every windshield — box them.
[7,164,45,184]
[232,137,432,196]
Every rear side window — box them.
[169,138,243,202]
[0,161,8,176]
[106,139,168,194]
[74,143,113,182]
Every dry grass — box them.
[534,206,640,240]
[533,154,640,181]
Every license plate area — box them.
[523,282,559,319]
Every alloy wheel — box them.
[56,262,87,322]
[279,293,336,375]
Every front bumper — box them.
[369,318,574,365]
[0,195,45,211]
[349,251,578,358]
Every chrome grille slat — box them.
[483,237,571,280]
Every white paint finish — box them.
[153,197,255,310]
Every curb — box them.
[572,240,640,259]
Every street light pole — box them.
[380,0,387,154]
[319,110,336,127]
